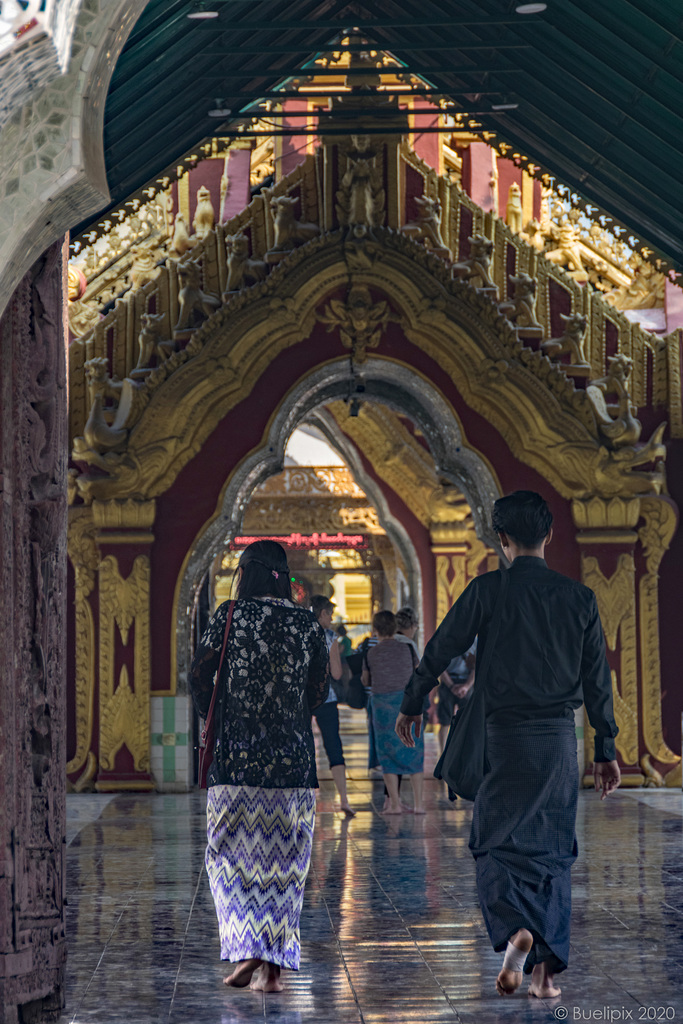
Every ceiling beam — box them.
[193,16,544,30]
[228,89,506,99]
[199,65,523,78]
[201,43,533,54]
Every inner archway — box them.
[173,357,503,705]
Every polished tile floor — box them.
[61,712,683,1023]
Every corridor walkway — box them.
[61,713,683,1024]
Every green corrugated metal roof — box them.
[100,0,683,271]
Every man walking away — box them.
[395,491,620,998]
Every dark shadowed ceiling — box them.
[102,0,683,270]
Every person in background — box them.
[395,605,420,658]
[363,610,424,815]
[190,540,328,993]
[336,623,353,658]
[437,640,477,752]
[311,595,356,817]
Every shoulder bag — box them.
[433,568,509,801]
[198,600,235,789]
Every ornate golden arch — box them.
[67,226,679,791]
[70,229,648,507]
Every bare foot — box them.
[496,929,533,996]
[224,958,263,987]
[528,963,561,998]
[383,802,403,815]
[339,804,356,817]
[413,806,426,815]
[249,963,284,993]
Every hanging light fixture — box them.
[187,2,219,20]
[514,3,547,13]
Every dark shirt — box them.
[190,597,329,788]
[401,557,618,762]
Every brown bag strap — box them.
[202,601,234,735]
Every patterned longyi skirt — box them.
[205,784,316,969]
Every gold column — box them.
[572,496,681,787]
[93,499,156,792]
[637,496,681,784]
[66,509,99,790]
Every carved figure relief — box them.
[587,355,643,448]
[401,196,451,258]
[452,234,496,291]
[505,182,523,235]
[498,273,543,331]
[170,213,196,257]
[224,232,268,294]
[193,185,215,239]
[544,216,587,279]
[336,137,385,239]
[266,194,320,260]
[132,313,174,374]
[174,259,221,331]
[541,313,590,368]
[318,284,392,363]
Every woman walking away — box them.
[190,540,329,994]
[362,610,424,814]
[310,595,355,817]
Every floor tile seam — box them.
[66,857,158,1023]
[308,860,366,1024]
[596,903,632,929]
[345,829,464,1022]
[168,859,207,1021]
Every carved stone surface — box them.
[0,239,67,1021]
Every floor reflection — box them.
[61,713,683,1022]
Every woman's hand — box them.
[395,712,423,747]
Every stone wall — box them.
[0,239,68,1023]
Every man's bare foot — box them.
[496,929,533,996]
[249,963,284,993]
[339,803,356,817]
[413,805,426,815]
[223,958,263,987]
[383,802,402,815]
[528,963,561,998]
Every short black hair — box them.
[491,491,553,548]
[311,594,335,619]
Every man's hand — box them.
[395,712,422,748]
[594,760,620,800]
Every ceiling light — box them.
[491,102,519,111]
[187,4,219,19]
[515,3,547,12]
[208,99,232,117]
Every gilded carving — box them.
[498,273,543,332]
[318,285,392,363]
[336,137,385,239]
[193,186,215,240]
[98,555,151,775]
[133,313,174,374]
[401,196,451,258]
[265,194,320,260]
[541,313,590,369]
[435,553,467,623]
[175,259,221,331]
[505,183,523,235]
[452,234,496,291]
[581,553,639,765]
[637,497,681,768]
[224,233,268,294]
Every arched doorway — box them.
[66,144,680,794]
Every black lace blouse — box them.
[190,597,329,789]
